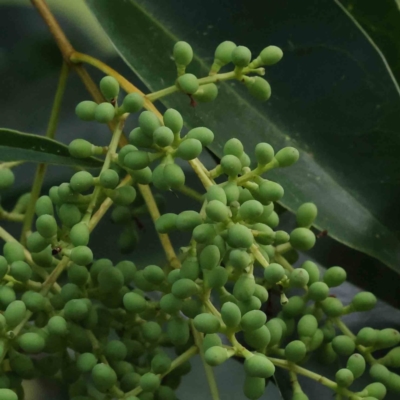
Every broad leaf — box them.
[0,128,102,168]
[86,0,400,272]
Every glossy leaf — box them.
[0,128,102,168]
[86,0,400,272]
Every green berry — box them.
[143,264,165,285]
[18,332,45,353]
[263,263,285,285]
[205,266,228,288]
[221,302,241,328]
[229,249,251,270]
[244,355,275,378]
[285,340,307,363]
[163,109,183,134]
[123,150,150,170]
[26,231,49,253]
[223,182,240,204]
[228,224,253,248]
[275,147,299,167]
[139,111,162,137]
[5,300,26,328]
[213,41,237,68]
[289,268,309,288]
[0,389,17,400]
[47,316,67,336]
[68,139,95,158]
[105,340,127,362]
[240,200,264,222]
[70,171,94,193]
[259,46,283,65]
[180,256,200,280]
[10,261,31,282]
[130,166,152,184]
[282,296,306,318]
[245,77,271,101]
[199,245,220,270]
[68,264,89,286]
[77,352,97,373]
[232,46,251,67]
[308,282,329,301]
[176,138,202,160]
[233,274,256,301]
[171,278,199,299]
[296,203,317,227]
[155,213,178,233]
[21,291,45,312]
[187,127,214,146]
[59,203,82,229]
[244,325,271,350]
[70,246,93,266]
[110,186,137,206]
[241,310,266,332]
[164,163,185,189]
[243,376,265,400]
[253,285,269,303]
[346,353,365,378]
[153,126,174,147]
[300,261,320,284]
[176,73,199,94]
[75,101,97,121]
[176,210,202,231]
[151,352,172,374]
[98,266,124,293]
[92,363,117,391]
[204,346,229,366]
[255,143,274,165]
[64,299,89,322]
[173,41,193,67]
[123,292,147,313]
[351,292,377,312]
[323,266,347,287]
[129,127,153,148]
[35,195,54,216]
[320,297,343,317]
[166,317,190,346]
[193,83,218,102]
[205,200,229,222]
[335,368,354,387]
[266,319,283,347]
[152,164,169,190]
[160,293,183,314]
[36,214,57,238]
[141,321,162,342]
[122,93,144,113]
[297,315,318,338]
[203,334,222,352]
[258,181,284,202]
[290,228,316,251]
[193,313,221,334]
[332,335,356,356]
[193,224,216,244]
[69,223,90,247]
[100,76,119,100]
[221,154,242,176]
[363,382,387,400]
[140,372,160,392]
[94,102,115,123]
[375,328,400,350]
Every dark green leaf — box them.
[86,0,400,272]
[0,128,102,168]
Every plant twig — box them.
[20,61,69,245]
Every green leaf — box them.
[0,128,102,168]
[86,0,400,272]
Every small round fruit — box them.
[68,139,96,159]
[290,228,316,251]
[245,77,271,101]
[75,101,97,121]
[255,143,274,165]
[94,102,115,123]
[187,127,214,146]
[323,266,347,287]
[193,83,218,103]
[70,171,94,193]
[173,41,193,67]
[163,109,183,133]
[285,340,307,363]
[176,138,202,160]
[232,46,251,67]
[99,76,119,100]
[122,92,144,113]
[153,126,174,147]
[332,335,356,356]
[335,368,354,387]
[193,313,221,334]
[176,73,199,94]
[275,147,299,167]
[204,346,229,366]
[351,292,377,312]
[296,203,318,227]
[227,224,254,248]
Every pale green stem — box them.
[190,322,220,400]
[20,61,69,245]
[275,253,295,272]
[83,115,126,222]
[0,161,25,169]
[176,185,204,202]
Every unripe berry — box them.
[227,224,253,248]
[244,355,275,378]
[99,169,119,189]
[153,126,174,147]
[289,268,309,288]
[320,297,343,317]
[176,210,202,231]
[308,282,329,301]
[68,139,95,159]
[335,368,354,387]
[244,325,271,350]
[173,41,193,69]
[296,202,318,228]
[356,327,378,347]
[232,46,252,67]
[70,171,94,193]
[187,127,214,146]
[99,76,119,101]
[75,100,97,121]
[285,340,307,363]
[36,214,57,238]
[176,138,202,160]
[221,302,241,328]
[92,363,117,391]
[258,181,284,202]
[176,73,199,94]
[70,246,93,266]
[211,41,237,72]
[122,92,144,113]
[155,213,178,233]
[94,102,115,123]
[164,163,185,189]
[275,147,299,167]
[139,111,162,137]
[263,263,285,285]
[332,335,356,356]
[204,346,229,366]
[323,266,347,287]
[193,313,221,334]
[255,143,274,165]
[244,76,271,102]
[346,353,366,378]
[241,310,266,332]
[290,228,316,251]
[297,315,318,338]
[351,292,377,312]
[193,83,218,103]
[163,108,183,134]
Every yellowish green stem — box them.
[20,61,69,245]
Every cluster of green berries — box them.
[0,39,397,400]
